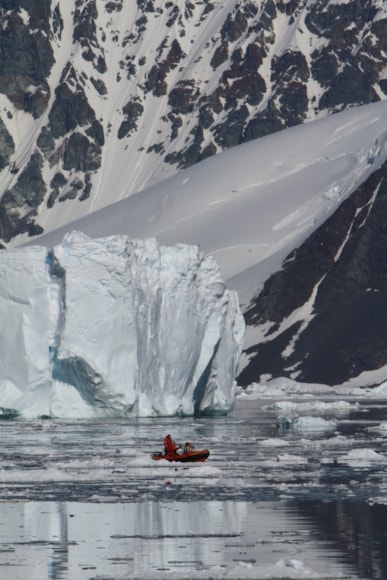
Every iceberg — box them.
[0,232,245,418]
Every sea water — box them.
[0,392,386,579]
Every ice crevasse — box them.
[0,232,245,418]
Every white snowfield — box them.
[0,232,244,419]
[26,100,387,308]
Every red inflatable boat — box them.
[152,449,210,463]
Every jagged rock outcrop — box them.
[0,0,385,245]
[238,160,387,386]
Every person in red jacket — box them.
[164,434,179,459]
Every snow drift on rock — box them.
[0,232,245,419]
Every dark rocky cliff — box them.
[239,159,387,386]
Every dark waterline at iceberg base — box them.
[1,395,387,579]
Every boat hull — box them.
[152,449,210,463]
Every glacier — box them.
[0,232,245,419]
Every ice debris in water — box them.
[277,415,337,433]
[338,448,387,467]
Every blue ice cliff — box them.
[0,232,245,418]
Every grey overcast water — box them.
[1,393,387,579]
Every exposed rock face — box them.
[238,160,387,386]
[0,1,54,118]
[0,0,386,245]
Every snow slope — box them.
[25,100,387,307]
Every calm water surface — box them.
[0,395,386,579]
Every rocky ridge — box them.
[0,0,386,244]
[239,158,387,386]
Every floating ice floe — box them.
[265,400,358,416]
[368,421,387,434]
[277,415,337,433]
[238,377,387,403]
[260,438,290,448]
[362,380,387,398]
[123,557,329,579]
[237,377,332,400]
[275,453,308,465]
[338,448,387,467]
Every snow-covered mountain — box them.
[1,0,387,388]
[0,0,386,244]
